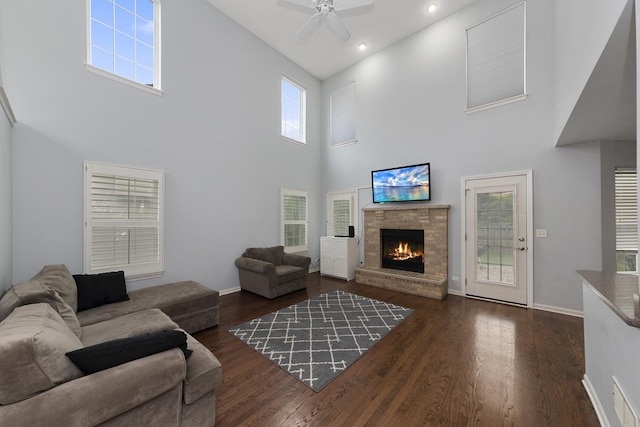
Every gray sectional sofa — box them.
[0,264,222,426]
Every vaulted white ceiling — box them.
[206,0,478,80]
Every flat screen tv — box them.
[372,162,431,203]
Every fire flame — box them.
[389,241,422,261]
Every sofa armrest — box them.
[0,348,186,427]
[235,257,276,275]
[283,253,311,271]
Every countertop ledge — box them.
[577,270,640,328]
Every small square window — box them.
[88,0,160,89]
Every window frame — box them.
[281,75,307,145]
[326,189,358,237]
[86,0,162,94]
[281,188,308,253]
[84,161,164,280]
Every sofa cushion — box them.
[80,308,179,347]
[66,330,192,375]
[182,334,222,405]
[0,280,81,338]
[31,264,78,312]
[245,246,285,266]
[0,303,83,404]
[73,271,129,312]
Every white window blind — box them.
[615,168,637,251]
[281,76,306,143]
[330,81,356,147]
[281,188,308,252]
[466,2,526,111]
[326,190,357,237]
[84,161,164,279]
[332,199,351,236]
[88,0,161,89]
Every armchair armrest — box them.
[235,257,276,275]
[0,348,186,427]
[283,253,311,270]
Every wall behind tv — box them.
[1,0,322,290]
[321,0,605,313]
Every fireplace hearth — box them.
[380,229,424,273]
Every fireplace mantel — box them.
[356,204,449,300]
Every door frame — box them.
[460,170,534,307]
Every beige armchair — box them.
[234,246,311,299]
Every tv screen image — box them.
[372,163,431,203]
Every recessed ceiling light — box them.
[427,3,437,13]
[358,43,368,51]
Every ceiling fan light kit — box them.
[280,0,375,42]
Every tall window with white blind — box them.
[330,81,356,147]
[88,0,161,89]
[615,167,637,273]
[281,76,306,143]
[84,161,164,279]
[466,2,526,111]
[326,190,357,237]
[281,188,308,252]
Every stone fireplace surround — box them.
[355,205,449,300]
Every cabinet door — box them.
[333,240,348,278]
[320,238,334,275]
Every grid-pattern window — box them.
[84,161,164,279]
[281,77,306,143]
[282,188,308,252]
[615,168,637,273]
[89,0,160,88]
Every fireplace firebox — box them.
[380,229,425,273]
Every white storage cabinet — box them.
[320,237,357,281]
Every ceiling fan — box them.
[279,0,375,42]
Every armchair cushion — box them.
[244,246,285,266]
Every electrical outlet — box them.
[535,229,548,238]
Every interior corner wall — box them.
[1,0,322,291]
[0,8,12,293]
[0,98,12,293]
[554,0,630,144]
[321,0,603,312]
[600,140,636,272]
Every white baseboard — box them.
[448,289,464,296]
[583,374,610,427]
[533,303,583,318]
[219,286,241,296]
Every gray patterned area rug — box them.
[229,289,413,392]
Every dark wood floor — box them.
[194,273,599,427]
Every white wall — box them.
[0,12,12,293]
[583,283,640,426]
[554,0,629,144]
[321,0,603,312]
[0,98,11,293]
[1,0,322,291]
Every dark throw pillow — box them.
[73,271,129,312]
[66,330,192,375]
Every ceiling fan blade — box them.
[278,0,316,8]
[296,13,321,40]
[326,11,351,41]
[333,0,374,11]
